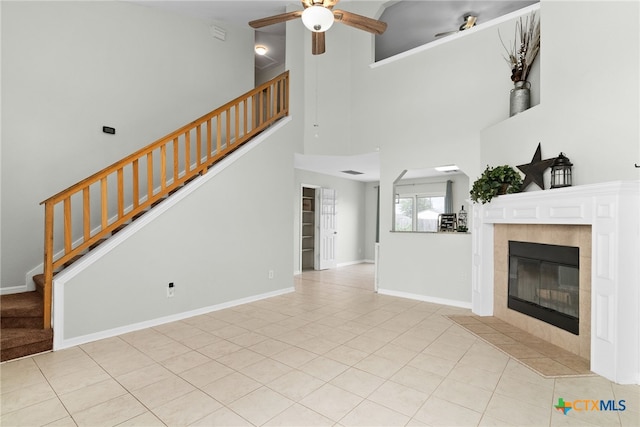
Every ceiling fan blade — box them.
[435,30,458,38]
[333,10,387,35]
[312,31,326,55]
[435,15,477,38]
[249,10,302,29]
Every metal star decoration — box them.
[517,143,556,190]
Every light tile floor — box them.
[1,264,638,426]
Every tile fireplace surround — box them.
[471,181,640,384]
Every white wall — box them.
[481,1,640,185]
[293,170,369,273]
[256,64,286,87]
[59,125,295,341]
[1,1,255,289]
[384,174,472,305]
[296,1,638,304]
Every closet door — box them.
[318,187,337,270]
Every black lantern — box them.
[551,153,573,188]
[457,205,468,232]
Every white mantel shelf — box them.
[471,181,640,384]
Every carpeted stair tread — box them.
[64,254,84,268]
[1,291,53,361]
[89,238,107,251]
[0,291,43,318]
[0,328,53,362]
[1,315,42,329]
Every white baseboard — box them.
[336,259,371,267]
[295,260,373,275]
[0,284,30,295]
[53,287,295,351]
[377,288,472,309]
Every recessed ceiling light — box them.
[435,164,459,172]
[255,45,268,55]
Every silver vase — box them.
[509,80,531,117]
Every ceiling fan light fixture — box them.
[302,6,334,32]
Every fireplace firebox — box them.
[508,241,579,335]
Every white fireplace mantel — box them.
[471,181,640,384]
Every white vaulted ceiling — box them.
[131,1,538,69]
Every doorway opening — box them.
[301,186,316,271]
[300,185,337,272]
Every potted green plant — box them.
[470,165,523,204]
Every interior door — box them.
[317,187,337,270]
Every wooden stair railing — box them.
[38,71,289,329]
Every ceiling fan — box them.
[435,14,477,38]
[249,0,387,55]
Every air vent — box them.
[341,170,364,175]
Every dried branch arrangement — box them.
[500,12,540,82]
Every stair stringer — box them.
[51,116,293,351]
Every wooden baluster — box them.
[259,92,264,126]
[273,80,277,116]
[278,77,283,115]
[147,152,153,202]
[283,73,288,113]
[160,144,167,192]
[63,197,72,254]
[267,85,273,120]
[243,100,248,137]
[253,91,257,128]
[206,119,212,162]
[173,138,179,184]
[101,177,108,229]
[235,103,240,144]
[275,79,279,115]
[226,110,231,147]
[216,115,222,153]
[83,187,91,242]
[196,125,202,170]
[117,168,124,218]
[43,202,54,329]
[185,132,191,174]
[132,159,140,209]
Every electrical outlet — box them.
[268,270,274,279]
[167,282,175,298]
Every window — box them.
[395,194,445,232]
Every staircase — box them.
[0,292,53,361]
[0,72,289,362]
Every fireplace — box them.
[471,181,640,384]
[508,241,579,335]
